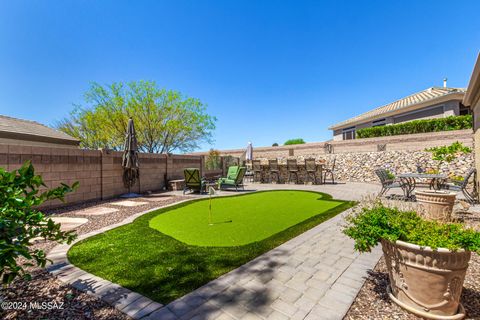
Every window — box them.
[459,103,471,116]
[372,118,386,127]
[342,127,355,140]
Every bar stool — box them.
[305,158,318,184]
[268,159,280,183]
[323,157,336,184]
[287,159,299,183]
[252,160,262,183]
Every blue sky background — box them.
[1,0,479,152]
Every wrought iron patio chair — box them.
[287,159,299,184]
[323,157,336,184]
[268,159,280,183]
[375,168,406,197]
[447,168,478,204]
[252,160,262,183]
[183,168,206,194]
[243,161,254,183]
[305,158,318,184]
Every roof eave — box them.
[329,92,465,130]
[463,53,480,107]
[0,131,80,146]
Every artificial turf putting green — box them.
[149,190,343,246]
[68,191,353,303]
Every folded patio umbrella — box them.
[246,142,253,161]
[122,118,140,196]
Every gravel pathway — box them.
[0,194,191,320]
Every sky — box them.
[1,1,480,152]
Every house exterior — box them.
[329,86,468,141]
[463,53,480,182]
[0,115,80,148]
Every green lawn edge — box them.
[67,190,355,303]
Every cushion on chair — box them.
[227,166,239,180]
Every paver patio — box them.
[143,206,382,320]
[47,182,384,320]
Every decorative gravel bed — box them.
[345,207,480,320]
[0,193,191,320]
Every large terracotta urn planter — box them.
[415,190,456,222]
[381,239,470,319]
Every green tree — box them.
[0,162,78,285]
[272,142,279,147]
[284,138,305,145]
[58,81,216,153]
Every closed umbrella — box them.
[122,118,140,197]
[246,142,253,161]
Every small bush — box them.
[272,143,279,147]
[343,203,480,253]
[0,161,78,285]
[205,149,221,170]
[284,138,305,145]
[356,115,472,138]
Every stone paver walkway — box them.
[76,206,119,216]
[144,207,382,320]
[110,200,149,207]
[48,183,383,320]
[50,216,89,231]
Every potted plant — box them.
[344,203,480,320]
[417,142,472,221]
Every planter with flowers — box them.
[344,203,480,319]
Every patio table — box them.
[397,173,447,199]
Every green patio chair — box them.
[218,166,247,191]
[183,168,205,194]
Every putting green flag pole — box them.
[208,186,215,225]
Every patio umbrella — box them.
[122,118,139,196]
[246,142,253,161]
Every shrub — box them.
[343,203,480,253]
[356,115,472,138]
[0,161,78,285]
[272,143,279,147]
[284,138,305,145]
[205,149,221,170]
[425,141,472,168]
[385,170,395,180]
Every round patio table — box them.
[397,173,448,199]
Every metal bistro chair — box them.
[252,160,262,183]
[287,159,299,184]
[268,159,280,183]
[323,157,336,184]
[375,168,406,197]
[243,161,254,183]
[447,168,479,204]
[305,158,318,184]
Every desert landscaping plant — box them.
[205,149,221,170]
[344,203,480,319]
[425,141,472,170]
[0,162,78,285]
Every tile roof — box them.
[329,87,466,129]
[0,115,79,144]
